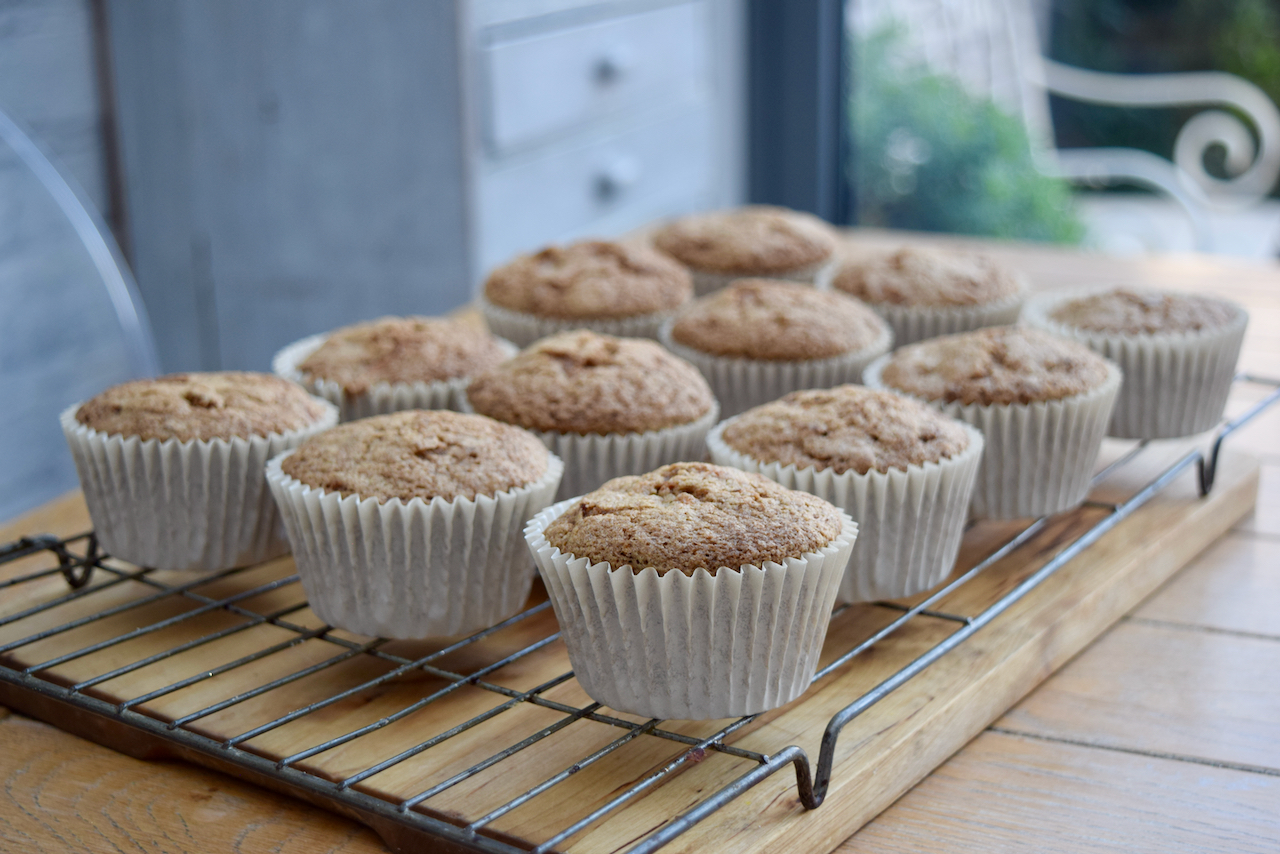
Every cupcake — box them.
[272,315,513,422]
[479,239,693,346]
[831,246,1025,346]
[658,279,893,418]
[62,372,338,572]
[266,410,563,638]
[865,326,1121,519]
[652,205,839,295]
[525,462,857,719]
[463,330,718,501]
[708,386,983,603]
[1022,287,1247,439]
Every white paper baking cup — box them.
[478,298,680,347]
[688,257,838,297]
[526,499,856,719]
[460,392,720,502]
[658,320,894,419]
[707,418,984,603]
[267,450,563,639]
[61,401,339,572]
[864,356,1122,519]
[272,333,518,422]
[1021,289,1248,439]
[864,289,1025,347]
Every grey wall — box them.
[0,0,131,520]
[107,1,474,374]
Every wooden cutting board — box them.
[0,439,1259,854]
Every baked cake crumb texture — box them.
[281,410,547,502]
[881,326,1111,406]
[1050,288,1238,335]
[833,246,1021,307]
[670,278,888,361]
[466,330,713,435]
[543,461,843,575]
[723,385,970,475]
[483,239,692,320]
[653,205,837,275]
[77,372,330,442]
[298,316,508,395]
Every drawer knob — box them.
[593,48,632,86]
[594,156,641,202]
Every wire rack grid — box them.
[1,374,1276,854]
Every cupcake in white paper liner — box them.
[61,376,339,572]
[463,330,719,501]
[831,246,1026,346]
[651,205,839,298]
[657,278,894,418]
[271,317,515,422]
[865,342,1122,519]
[706,394,984,603]
[1021,287,1248,439]
[525,465,857,719]
[478,298,677,347]
[480,239,694,346]
[266,412,563,639]
[461,391,720,501]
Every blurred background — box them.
[5,0,1280,517]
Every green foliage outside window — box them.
[849,26,1086,243]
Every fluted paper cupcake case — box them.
[526,499,857,719]
[864,356,1122,519]
[864,289,1025,347]
[658,320,894,419]
[687,257,838,297]
[1021,289,1248,439]
[61,401,339,572]
[707,419,984,603]
[478,298,680,347]
[460,392,720,501]
[267,450,563,639]
[272,332,518,422]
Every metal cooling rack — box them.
[2,374,1277,854]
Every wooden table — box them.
[2,233,1277,853]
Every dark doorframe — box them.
[746,0,849,224]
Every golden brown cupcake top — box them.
[722,386,971,475]
[669,279,889,361]
[542,462,844,576]
[880,326,1111,407]
[76,372,330,442]
[1049,288,1239,335]
[483,240,692,320]
[832,246,1022,307]
[280,410,547,502]
[297,316,508,395]
[466,330,714,435]
[652,206,837,275]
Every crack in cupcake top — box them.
[542,462,844,576]
[670,279,889,361]
[833,246,1022,307]
[652,206,837,274]
[297,316,508,395]
[483,240,692,320]
[465,330,714,435]
[880,326,1111,406]
[76,372,330,442]
[1049,288,1239,335]
[722,385,971,475]
[280,410,548,502]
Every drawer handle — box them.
[594,156,641,202]
[593,47,632,86]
